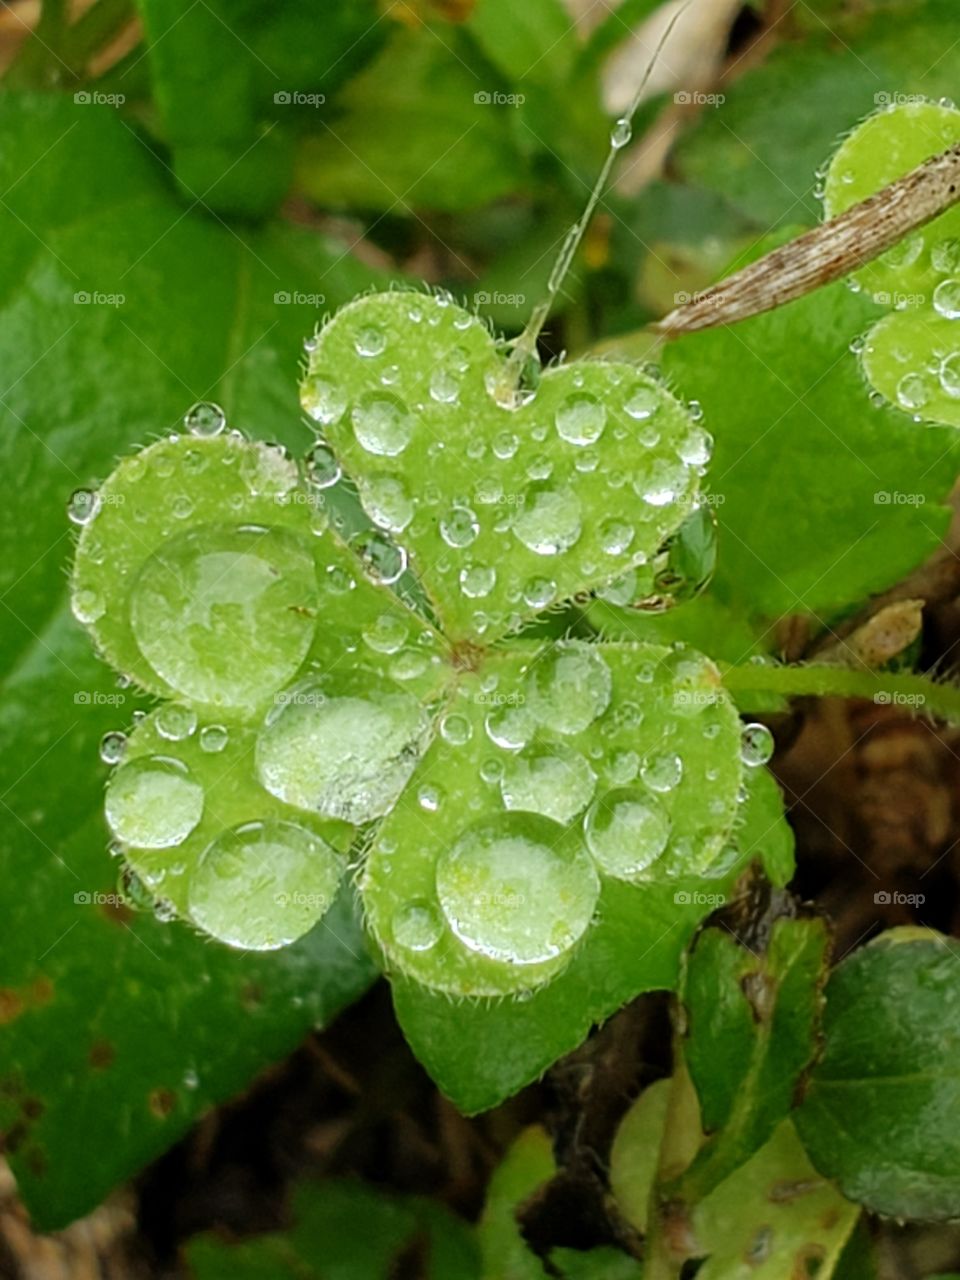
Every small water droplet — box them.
[99,731,127,764]
[301,372,347,425]
[184,401,226,437]
[305,442,341,489]
[440,712,473,746]
[200,724,229,753]
[429,367,461,404]
[392,899,443,951]
[105,756,204,848]
[934,278,960,320]
[623,385,659,421]
[460,563,496,598]
[361,474,414,533]
[440,505,480,548]
[513,484,582,556]
[501,746,595,824]
[522,576,557,609]
[350,529,407,585]
[584,787,670,878]
[740,722,774,766]
[528,645,612,735]
[555,392,607,446]
[610,116,632,148]
[156,702,198,741]
[355,326,386,357]
[641,752,682,793]
[599,518,634,556]
[352,392,413,455]
[68,488,101,526]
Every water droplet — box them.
[440,505,479,548]
[513,484,582,555]
[896,372,930,412]
[933,238,960,275]
[934,278,960,320]
[584,787,670,878]
[429,367,461,404]
[740,722,774,766]
[305,442,341,489]
[355,325,386,357]
[257,676,428,823]
[484,700,535,751]
[940,353,960,398]
[301,372,347,426]
[184,401,225,437]
[677,426,713,467]
[68,488,101,526]
[436,813,599,964]
[72,587,105,624]
[528,645,612,734]
[641,752,682,793]
[501,745,596,824]
[881,233,923,270]
[624,385,659,421]
[522,576,557,609]
[599,518,634,556]
[555,392,607,445]
[188,819,343,950]
[493,430,519,459]
[392,899,443,951]
[363,613,409,655]
[130,524,317,710]
[460,563,496,598]
[350,529,407,585]
[611,116,632,148]
[352,392,414,455]
[440,712,473,746]
[360,474,414,533]
[200,724,228,753]
[105,756,204,848]
[156,702,197,741]
[99,731,127,764]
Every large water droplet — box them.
[188,819,343,950]
[184,401,226,437]
[435,813,599,964]
[501,745,596,824]
[485,700,536,751]
[934,279,960,320]
[105,755,203,848]
[256,677,427,823]
[584,787,670,878]
[611,116,632,148]
[528,645,612,735]
[360,474,414,533]
[130,524,317,710]
[641,752,682,793]
[301,372,346,426]
[513,484,582,556]
[352,392,414,456]
[555,393,607,446]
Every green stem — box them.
[721,661,960,724]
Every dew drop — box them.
[624,385,659,421]
[99,731,127,765]
[184,401,226,437]
[610,116,632,148]
[436,813,599,964]
[363,613,409,655]
[501,745,596,824]
[599,518,634,556]
[256,677,428,823]
[934,279,960,320]
[513,484,582,556]
[932,238,960,275]
[528,645,612,735]
[418,783,443,811]
[440,712,473,746]
[896,372,930,412]
[72,587,105,624]
[360,474,414,533]
[484,701,535,751]
[460,563,496,598]
[105,756,204,848]
[188,819,343,950]
[555,392,607,445]
[641,752,683,793]
[392,899,443,951]
[440,505,480,548]
[68,488,101,526]
[522,576,557,609]
[199,724,228,753]
[493,430,519,459]
[301,372,347,426]
[305,442,341,489]
[429,368,461,404]
[130,524,317,710]
[940,353,960,398]
[352,392,414,456]
[355,325,386,357]
[350,529,407,585]
[156,702,198,741]
[584,787,670,878]
[740,722,774,766]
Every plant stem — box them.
[721,661,960,724]
[494,0,695,401]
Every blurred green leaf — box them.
[0,91,385,1228]
[796,929,960,1220]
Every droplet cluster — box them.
[823,99,960,426]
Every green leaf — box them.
[796,928,960,1221]
[0,92,385,1228]
[296,27,523,213]
[305,290,707,643]
[466,0,577,86]
[734,766,796,889]
[676,915,828,1199]
[187,1179,479,1279]
[691,1120,860,1280]
[673,0,960,229]
[662,278,960,628]
[133,0,385,217]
